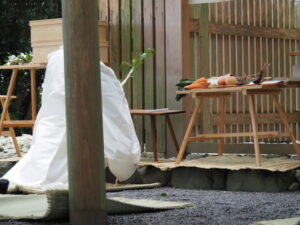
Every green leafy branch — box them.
[5,52,32,65]
[120,48,155,86]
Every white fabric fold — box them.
[3,47,140,189]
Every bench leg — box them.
[166,115,180,153]
[217,96,226,155]
[150,115,158,162]
[176,97,203,164]
[248,95,261,167]
[271,94,300,158]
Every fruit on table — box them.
[217,77,226,85]
[225,76,237,85]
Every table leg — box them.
[150,115,158,162]
[166,114,180,153]
[271,94,300,158]
[176,97,203,164]
[0,69,18,135]
[30,68,37,120]
[217,96,226,155]
[248,94,261,167]
[0,99,21,157]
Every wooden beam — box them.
[62,0,106,224]
[188,143,299,155]
[211,112,300,125]
[289,52,300,56]
[187,131,288,141]
[190,21,300,40]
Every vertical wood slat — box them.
[165,0,189,156]
[109,0,121,75]
[98,0,108,20]
[121,0,132,105]
[155,0,167,154]
[143,0,155,152]
[131,0,144,149]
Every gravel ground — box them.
[0,187,299,225]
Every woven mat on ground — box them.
[0,190,193,220]
[138,155,300,172]
[16,182,161,194]
[249,217,300,225]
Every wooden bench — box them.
[130,109,185,162]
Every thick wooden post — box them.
[62,0,106,224]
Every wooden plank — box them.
[1,120,35,128]
[155,0,167,155]
[98,0,108,20]
[109,0,121,75]
[131,0,144,148]
[130,109,184,115]
[30,68,37,120]
[181,0,191,140]
[188,142,298,155]
[190,22,300,40]
[0,70,18,134]
[271,93,300,158]
[121,0,132,105]
[0,99,21,157]
[165,0,189,157]
[198,4,211,135]
[176,97,203,164]
[289,51,300,56]
[143,0,155,153]
[187,131,286,141]
[248,94,261,166]
[211,112,300,125]
[0,64,47,70]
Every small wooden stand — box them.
[0,63,47,157]
[176,83,300,167]
[130,109,185,162]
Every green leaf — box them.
[121,48,155,86]
[160,193,168,197]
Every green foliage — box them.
[0,0,61,135]
[120,48,155,86]
[5,52,33,65]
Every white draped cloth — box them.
[3,47,140,189]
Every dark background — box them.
[0,0,61,134]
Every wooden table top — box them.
[130,109,185,116]
[289,51,300,56]
[0,63,47,70]
[176,81,300,95]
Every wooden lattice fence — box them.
[98,0,300,156]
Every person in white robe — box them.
[2,46,140,190]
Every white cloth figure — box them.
[3,47,140,189]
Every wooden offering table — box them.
[176,82,300,167]
[0,63,47,156]
[130,109,185,162]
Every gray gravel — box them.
[0,187,299,225]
